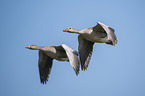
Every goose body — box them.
[79,28,108,43]
[63,22,118,70]
[26,44,80,84]
[41,46,69,61]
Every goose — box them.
[25,44,80,84]
[63,22,118,71]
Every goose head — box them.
[63,27,77,33]
[25,45,38,50]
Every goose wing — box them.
[61,44,80,75]
[78,35,94,71]
[38,50,53,84]
[93,22,118,45]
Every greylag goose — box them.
[63,22,118,71]
[26,44,80,84]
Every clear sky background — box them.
[0,0,145,96]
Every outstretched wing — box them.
[93,22,118,45]
[61,44,80,75]
[38,50,53,84]
[78,35,94,71]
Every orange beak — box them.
[63,28,69,32]
[25,46,30,48]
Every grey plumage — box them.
[26,44,80,84]
[63,22,118,70]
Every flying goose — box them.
[26,44,80,84]
[63,22,118,71]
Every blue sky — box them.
[0,0,145,96]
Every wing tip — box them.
[73,65,80,76]
[41,79,48,84]
[81,63,88,71]
[112,39,118,46]
[40,75,49,84]
[75,71,79,76]
[97,22,104,26]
